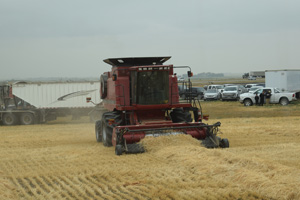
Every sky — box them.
[0,0,300,80]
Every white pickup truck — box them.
[239,87,297,106]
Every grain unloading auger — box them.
[90,57,229,155]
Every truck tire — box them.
[279,97,289,106]
[2,113,19,126]
[95,120,102,142]
[100,74,108,99]
[20,113,35,125]
[243,99,253,106]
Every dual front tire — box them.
[95,119,113,146]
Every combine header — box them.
[91,57,229,155]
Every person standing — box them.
[259,91,265,106]
[255,93,259,105]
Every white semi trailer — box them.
[0,81,103,125]
[265,69,300,99]
[249,71,265,78]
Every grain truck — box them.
[0,81,103,125]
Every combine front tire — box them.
[95,120,102,142]
[102,121,112,147]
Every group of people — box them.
[255,91,265,106]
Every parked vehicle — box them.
[180,87,205,100]
[250,71,265,78]
[223,84,235,87]
[245,84,259,91]
[178,85,187,96]
[0,81,103,125]
[242,73,249,79]
[248,86,263,93]
[221,85,247,101]
[256,83,265,87]
[239,87,297,106]
[177,77,185,82]
[248,76,256,80]
[204,89,220,101]
[207,85,224,93]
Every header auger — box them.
[92,56,229,155]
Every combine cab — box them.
[92,57,229,155]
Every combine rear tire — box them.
[115,145,123,156]
[20,113,34,125]
[220,138,229,148]
[3,113,18,126]
[95,120,102,142]
[102,120,112,147]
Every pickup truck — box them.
[222,85,247,101]
[179,86,205,100]
[239,87,297,106]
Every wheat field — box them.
[1,102,300,200]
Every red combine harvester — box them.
[91,57,229,155]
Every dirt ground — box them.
[1,114,300,200]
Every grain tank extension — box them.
[93,57,229,155]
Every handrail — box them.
[115,84,126,107]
